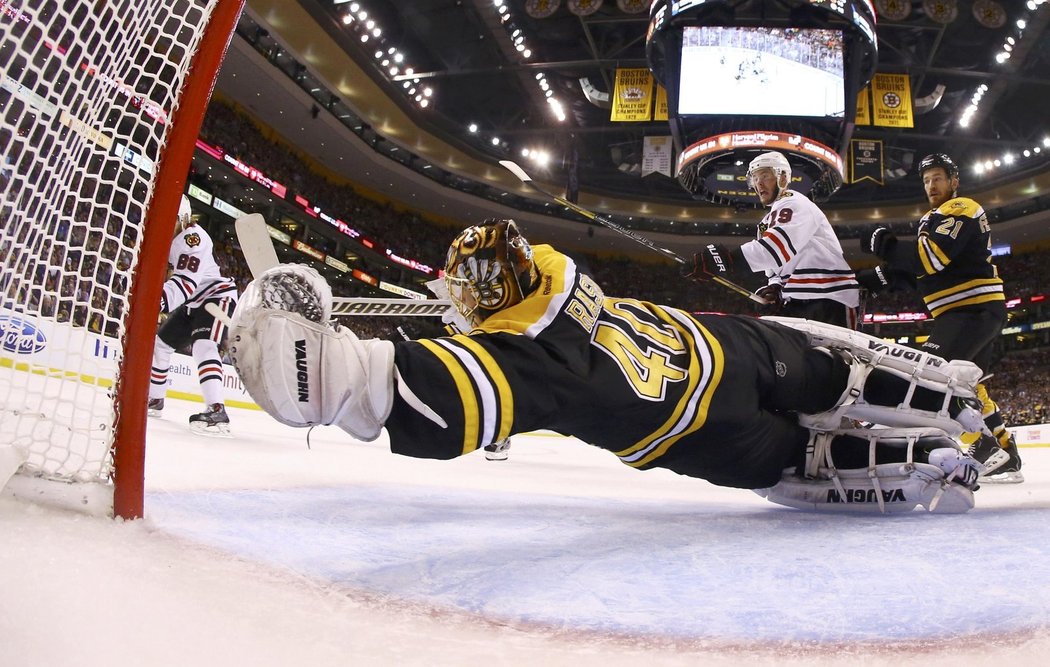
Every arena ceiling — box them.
[225,0,1050,254]
[298,0,1050,207]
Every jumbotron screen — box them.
[677,26,845,118]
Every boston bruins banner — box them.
[871,73,914,128]
[610,68,654,122]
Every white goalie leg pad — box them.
[765,316,984,436]
[229,307,395,441]
[754,428,976,514]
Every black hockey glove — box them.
[687,243,743,282]
[860,226,897,259]
[855,266,890,294]
[755,283,785,312]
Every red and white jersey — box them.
[739,190,859,307]
[162,224,238,312]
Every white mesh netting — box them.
[0,0,218,484]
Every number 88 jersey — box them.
[162,223,224,313]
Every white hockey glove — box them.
[230,265,395,441]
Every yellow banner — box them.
[855,86,871,126]
[654,84,668,121]
[871,73,913,128]
[610,68,654,122]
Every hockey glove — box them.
[687,244,744,282]
[855,266,890,294]
[860,226,897,259]
[755,283,785,312]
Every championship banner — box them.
[855,86,871,126]
[849,138,884,185]
[654,84,668,121]
[642,136,673,177]
[871,73,914,128]
[610,68,654,122]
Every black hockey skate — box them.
[966,433,1010,477]
[189,403,232,437]
[147,398,164,418]
[979,435,1024,484]
[484,438,511,461]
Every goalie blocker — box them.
[230,242,984,514]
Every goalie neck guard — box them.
[444,219,540,328]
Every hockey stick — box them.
[233,213,452,317]
[499,160,768,305]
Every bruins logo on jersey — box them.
[184,232,201,247]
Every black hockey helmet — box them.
[918,153,959,180]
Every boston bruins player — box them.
[858,153,1021,483]
[147,195,239,435]
[229,219,986,512]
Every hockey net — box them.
[0,0,244,518]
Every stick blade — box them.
[235,213,279,277]
[499,160,532,183]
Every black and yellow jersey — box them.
[384,245,836,489]
[910,197,1004,318]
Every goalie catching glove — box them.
[229,264,395,441]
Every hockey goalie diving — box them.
[229,217,990,515]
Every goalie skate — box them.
[484,438,511,461]
[189,403,232,438]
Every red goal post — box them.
[0,0,245,519]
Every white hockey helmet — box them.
[746,151,792,190]
[175,194,194,232]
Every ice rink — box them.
[4,398,1050,666]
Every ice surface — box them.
[2,398,1049,666]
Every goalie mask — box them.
[444,219,540,328]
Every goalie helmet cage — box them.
[0,0,245,519]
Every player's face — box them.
[922,168,958,208]
[750,168,780,206]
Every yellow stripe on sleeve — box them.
[417,339,480,455]
[453,335,515,443]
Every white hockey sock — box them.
[150,338,174,401]
[192,339,225,406]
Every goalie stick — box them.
[498,160,768,305]
[232,213,452,317]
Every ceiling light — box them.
[342,14,353,24]
[521,148,530,157]
[1004,153,1014,164]
[522,49,531,58]
[491,137,500,146]
[468,123,478,133]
